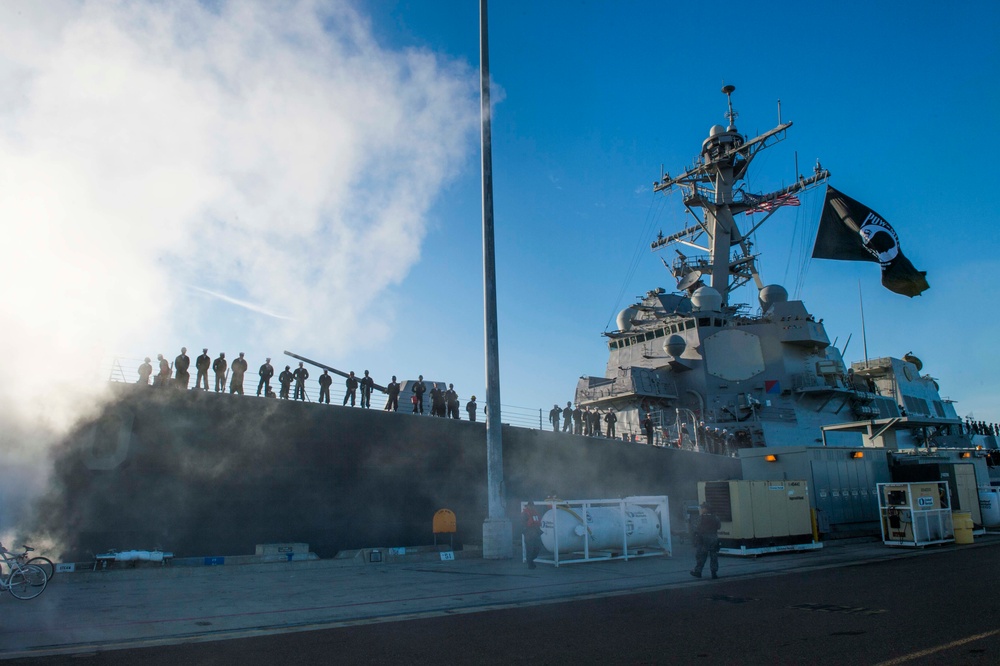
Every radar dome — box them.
[664,335,686,357]
[616,307,638,332]
[691,286,723,312]
[758,284,788,313]
[709,124,726,138]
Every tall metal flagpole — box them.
[479,0,512,559]
[859,280,869,369]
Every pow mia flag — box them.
[812,186,929,297]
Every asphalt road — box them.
[10,545,999,665]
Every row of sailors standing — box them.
[964,419,999,437]
[549,402,620,439]
[137,349,481,420]
[138,348,268,395]
[546,403,738,453]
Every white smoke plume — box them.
[0,0,477,532]
[0,0,477,427]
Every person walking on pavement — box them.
[466,395,478,422]
[278,365,293,400]
[605,408,618,439]
[229,352,248,395]
[412,375,426,414]
[318,370,332,404]
[293,362,309,401]
[257,358,274,397]
[212,352,227,392]
[360,370,374,409]
[549,404,561,432]
[385,376,400,412]
[195,348,211,390]
[174,347,190,389]
[690,502,722,580]
[344,371,358,407]
[521,500,543,569]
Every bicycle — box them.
[0,544,48,600]
[13,545,55,581]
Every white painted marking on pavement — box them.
[873,627,1000,666]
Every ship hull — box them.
[35,384,739,560]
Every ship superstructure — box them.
[576,87,969,452]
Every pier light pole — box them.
[479,0,512,559]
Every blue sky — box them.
[1,0,998,434]
[370,0,1000,420]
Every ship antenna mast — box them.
[651,84,829,306]
[723,84,738,129]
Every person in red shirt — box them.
[521,500,542,569]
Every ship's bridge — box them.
[852,356,955,421]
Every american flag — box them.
[745,192,800,214]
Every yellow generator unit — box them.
[699,480,820,555]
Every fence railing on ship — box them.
[106,357,735,453]
[109,357,545,430]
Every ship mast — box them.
[652,85,829,306]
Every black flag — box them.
[812,186,929,297]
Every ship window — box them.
[655,328,664,338]
[933,401,945,418]
[698,318,711,327]
[903,395,929,416]
[873,397,895,417]
[644,332,653,341]
[685,320,695,330]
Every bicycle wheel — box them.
[22,563,48,587]
[26,557,54,581]
[7,566,47,600]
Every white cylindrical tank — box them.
[979,489,1000,527]
[540,504,662,553]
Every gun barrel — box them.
[283,351,387,392]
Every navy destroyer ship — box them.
[576,86,980,454]
[30,87,992,561]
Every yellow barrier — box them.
[953,511,974,545]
